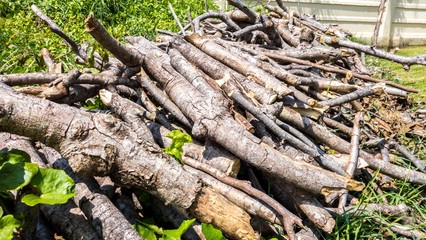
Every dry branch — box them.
[372,0,387,47]
[183,157,302,240]
[338,112,362,209]
[31,5,87,62]
[126,35,363,195]
[278,107,426,185]
[262,51,419,93]
[321,36,426,68]
[0,85,256,239]
[185,33,292,97]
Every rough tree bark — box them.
[0,84,257,239]
[126,35,363,195]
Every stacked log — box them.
[0,1,425,239]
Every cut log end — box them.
[189,187,257,240]
[99,89,113,105]
[84,14,97,32]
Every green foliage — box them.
[21,168,75,206]
[82,95,108,110]
[0,148,75,206]
[162,218,196,240]
[326,166,426,239]
[201,223,226,240]
[0,0,217,74]
[134,222,157,240]
[163,130,192,164]
[134,218,196,240]
[0,148,31,163]
[0,214,22,240]
[0,148,75,238]
[0,149,38,191]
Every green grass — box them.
[327,165,426,240]
[366,46,426,102]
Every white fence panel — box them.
[214,0,426,47]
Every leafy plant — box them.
[201,223,226,240]
[134,218,196,240]
[0,148,76,239]
[0,215,21,240]
[82,95,108,110]
[21,168,75,206]
[0,149,38,191]
[163,130,192,164]
[0,0,218,74]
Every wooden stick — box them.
[31,5,86,61]
[338,112,363,209]
[168,2,185,35]
[389,140,426,172]
[182,157,303,240]
[321,35,426,68]
[263,52,419,93]
[227,0,258,23]
[318,84,384,107]
[187,11,195,33]
[372,0,388,47]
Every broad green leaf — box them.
[21,168,75,206]
[0,162,39,191]
[0,215,21,240]
[0,206,3,218]
[162,219,196,240]
[0,148,31,166]
[133,221,157,240]
[201,223,226,240]
[163,130,192,164]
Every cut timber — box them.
[189,187,257,240]
[0,85,255,239]
[185,33,292,98]
[126,36,363,195]
[278,107,426,185]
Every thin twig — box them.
[338,112,363,209]
[318,84,385,108]
[168,2,185,35]
[31,5,85,60]
[372,0,388,48]
[389,140,426,172]
[187,11,195,33]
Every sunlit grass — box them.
[0,0,218,74]
[327,164,426,240]
[367,46,426,102]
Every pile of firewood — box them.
[1,1,425,239]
